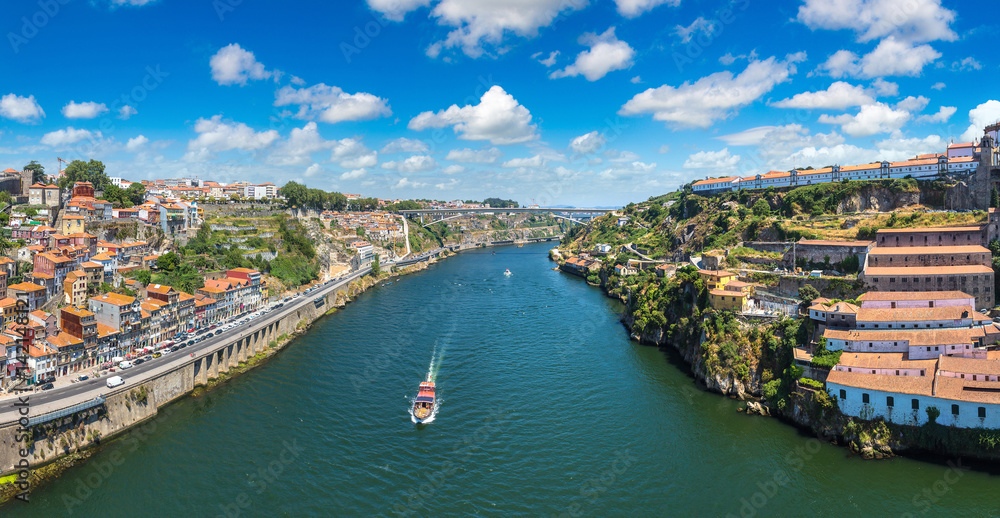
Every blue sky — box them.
[0,0,995,206]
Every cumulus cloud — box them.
[502,155,546,168]
[717,124,845,166]
[340,168,367,180]
[268,122,332,166]
[931,82,946,90]
[381,155,437,173]
[532,51,560,67]
[380,137,430,154]
[62,101,108,119]
[305,163,325,178]
[409,86,537,144]
[917,106,956,123]
[393,177,427,189]
[619,54,806,128]
[771,81,873,110]
[118,105,138,120]
[41,127,102,147]
[0,93,45,123]
[818,102,911,137]
[275,83,391,124]
[569,131,606,154]
[425,0,587,58]
[673,17,718,44]
[550,27,634,81]
[125,135,149,152]
[683,148,740,170]
[872,78,898,96]
[442,164,466,174]
[445,147,502,163]
[820,37,941,78]
[366,0,431,21]
[210,43,275,86]
[331,138,378,169]
[185,115,279,160]
[961,100,1000,142]
[953,57,982,71]
[796,0,957,43]
[895,95,929,113]
[614,0,680,18]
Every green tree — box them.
[0,191,11,205]
[752,198,771,217]
[126,183,146,205]
[356,227,366,237]
[134,269,152,285]
[59,159,109,192]
[798,284,821,304]
[992,188,1000,209]
[156,251,180,271]
[23,161,46,184]
[371,255,380,276]
[926,406,940,424]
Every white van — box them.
[106,376,124,388]
[118,361,134,369]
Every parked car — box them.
[171,345,180,352]
[78,374,89,381]
[143,355,153,362]
[106,376,125,388]
[134,358,145,365]
[42,375,55,384]
[153,352,162,358]
[119,361,134,369]
[39,382,54,390]
[214,329,223,335]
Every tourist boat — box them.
[504,269,512,276]
[412,381,435,423]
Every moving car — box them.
[119,361,134,369]
[39,382,54,390]
[106,376,125,388]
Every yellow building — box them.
[62,214,85,235]
[708,280,755,312]
[698,269,738,290]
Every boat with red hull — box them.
[413,381,435,423]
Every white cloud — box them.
[630,76,641,84]
[125,135,149,152]
[185,115,279,160]
[118,105,138,120]
[62,101,108,119]
[598,160,656,180]
[917,106,956,123]
[366,0,431,21]
[619,54,806,128]
[771,81,873,110]
[435,178,460,190]
[818,102,911,137]
[445,147,502,163]
[569,131,605,154]
[894,95,929,113]
[673,17,718,44]
[717,124,845,168]
[961,100,1000,142]
[872,78,898,96]
[953,57,982,71]
[502,155,546,168]
[393,177,426,189]
[41,127,102,147]
[426,0,587,58]
[719,53,737,65]
[381,137,429,154]
[614,0,680,18]
[0,93,44,123]
[111,0,158,5]
[269,122,332,166]
[210,43,274,86]
[409,86,537,144]
[930,82,946,90]
[606,150,641,162]
[532,51,560,67]
[331,138,378,169]
[550,27,634,81]
[796,0,957,43]
[683,148,740,169]
[305,163,325,177]
[658,145,670,153]
[442,164,466,174]
[340,168,367,180]
[382,155,437,173]
[820,38,940,78]
[275,83,391,124]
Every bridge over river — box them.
[399,207,616,226]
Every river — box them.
[4,242,1000,517]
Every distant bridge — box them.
[398,207,617,227]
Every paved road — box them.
[0,267,370,425]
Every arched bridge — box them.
[398,207,617,227]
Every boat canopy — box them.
[415,396,434,403]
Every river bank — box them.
[549,251,1000,465]
[0,258,439,506]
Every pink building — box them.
[857,291,975,310]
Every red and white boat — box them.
[412,381,435,423]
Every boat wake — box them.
[409,395,440,424]
[410,342,445,424]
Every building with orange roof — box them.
[88,292,141,354]
[7,282,46,310]
[28,183,60,207]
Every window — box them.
[920,370,925,376]
[895,370,900,375]
[980,407,987,419]
[952,404,960,415]
[840,389,846,400]
[861,393,869,404]
[887,396,895,407]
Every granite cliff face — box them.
[834,185,921,213]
